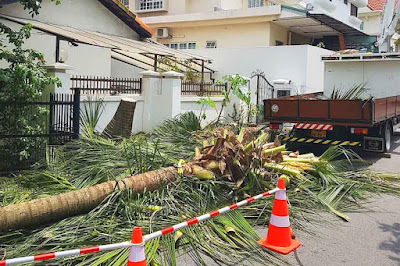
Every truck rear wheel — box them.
[383,122,392,152]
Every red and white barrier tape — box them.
[0,188,279,265]
[143,187,279,242]
[0,242,132,266]
[295,123,333,130]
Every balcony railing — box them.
[135,0,167,12]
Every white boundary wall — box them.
[81,95,225,134]
[48,69,227,134]
[192,45,334,95]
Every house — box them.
[0,0,223,134]
[0,0,212,79]
[120,0,372,51]
[359,0,399,51]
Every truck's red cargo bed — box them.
[264,96,400,127]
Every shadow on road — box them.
[379,222,400,263]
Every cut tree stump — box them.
[103,98,136,138]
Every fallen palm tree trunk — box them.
[0,164,193,232]
[2,120,400,265]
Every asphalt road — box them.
[281,194,400,266]
[181,134,400,266]
[281,133,400,266]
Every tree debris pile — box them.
[0,114,399,266]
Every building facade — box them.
[0,0,211,79]
[121,0,369,51]
[359,0,399,51]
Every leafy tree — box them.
[195,74,256,127]
[14,0,61,16]
[0,24,61,101]
[196,97,217,121]
[0,0,61,168]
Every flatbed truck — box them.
[263,53,400,153]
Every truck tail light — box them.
[351,128,368,135]
[269,124,281,130]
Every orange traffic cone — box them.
[127,227,147,266]
[257,177,301,255]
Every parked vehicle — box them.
[263,53,400,153]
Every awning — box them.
[0,14,215,74]
[274,15,337,38]
[274,12,367,38]
[307,13,367,36]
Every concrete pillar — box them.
[43,62,74,95]
[141,70,161,132]
[141,70,183,132]
[161,71,184,118]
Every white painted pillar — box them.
[43,62,74,95]
[141,70,183,132]
[141,70,161,132]
[161,71,184,118]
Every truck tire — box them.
[383,122,392,152]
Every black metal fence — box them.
[0,91,80,172]
[71,76,142,95]
[181,81,227,96]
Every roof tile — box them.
[368,0,398,11]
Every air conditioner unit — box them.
[306,3,314,11]
[157,27,171,39]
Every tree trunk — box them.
[0,164,193,232]
[103,99,136,138]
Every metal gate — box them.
[0,90,80,172]
[251,71,274,123]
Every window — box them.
[179,43,187,50]
[248,0,264,8]
[157,28,164,37]
[350,4,358,17]
[138,0,164,11]
[344,0,348,5]
[164,42,196,50]
[188,43,196,49]
[277,90,290,97]
[205,41,217,49]
[119,0,129,7]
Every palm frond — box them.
[330,84,367,100]
[80,97,105,138]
